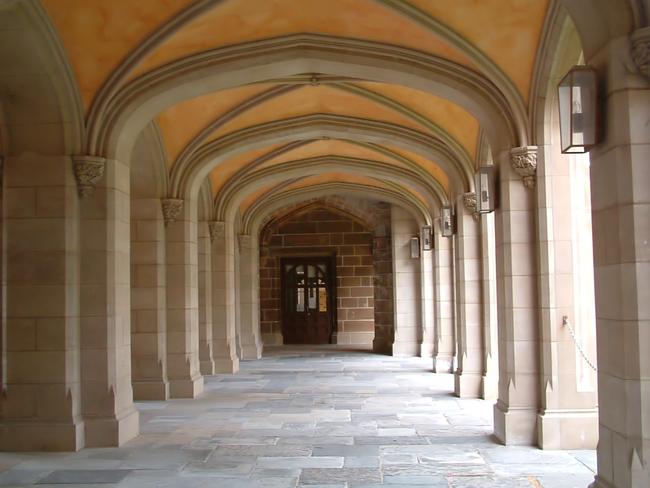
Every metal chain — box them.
[562,316,597,372]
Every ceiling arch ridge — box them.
[14,0,86,155]
[217,155,447,222]
[528,0,568,145]
[375,0,527,129]
[171,80,473,175]
[245,182,431,235]
[332,82,474,165]
[85,0,225,152]
[209,139,314,194]
[172,114,471,199]
[86,34,525,163]
[212,140,448,219]
[173,84,300,172]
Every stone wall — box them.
[260,207,378,347]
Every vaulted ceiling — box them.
[42,0,553,222]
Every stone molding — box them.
[510,146,538,189]
[213,139,450,221]
[208,221,225,241]
[631,26,650,80]
[176,114,460,199]
[88,34,525,166]
[72,155,106,197]
[215,154,446,223]
[161,198,183,226]
[245,182,428,236]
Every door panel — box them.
[281,258,334,344]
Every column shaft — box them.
[0,154,84,451]
[493,152,540,445]
[130,198,168,400]
[390,206,421,356]
[79,158,139,447]
[454,205,483,397]
[198,221,215,375]
[433,231,455,372]
[211,222,239,373]
[165,200,203,398]
[238,235,263,360]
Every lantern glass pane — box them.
[559,81,573,152]
[575,69,597,147]
[474,167,495,213]
[441,206,453,237]
[559,67,598,153]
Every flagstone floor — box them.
[0,346,596,487]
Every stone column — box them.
[454,194,483,397]
[536,143,598,449]
[238,234,263,359]
[78,156,139,447]
[433,229,455,372]
[420,241,435,358]
[163,198,204,398]
[0,154,84,451]
[210,221,239,373]
[390,206,421,356]
[589,31,650,488]
[372,231,394,355]
[130,198,168,400]
[480,211,499,400]
[198,221,215,375]
[493,147,540,445]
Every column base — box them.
[214,357,240,373]
[169,374,204,399]
[0,419,85,451]
[84,406,139,448]
[537,408,598,449]
[392,341,420,357]
[493,400,537,445]
[372,337,392,355]
[588,476,614,488]
[334,331,373,347]
[132,380,169,401]
[419,342,434,358]
[454,372,482,398]
[261,333,283,345]
[200,360,216,376]
[240,341,262,360]
[481,373,498,401]
[433,354,453,373]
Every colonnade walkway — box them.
[0,347,595,487]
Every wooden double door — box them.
[281,257,335,344]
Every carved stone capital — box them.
[161,198,183,226]
[631,26,650,80]
[238,234,252,249]
[208,221,225,241]
[510,146,538,189]
[72,155,106,197]
[462,192,477,212]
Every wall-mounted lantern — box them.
[410,237,420,259]
[421,226,433,251]
[474,166,496,213]
[440,205,454,237]
[558,66,599,154]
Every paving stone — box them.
[0,348,595,487]
[36,469,132,484]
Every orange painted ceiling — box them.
[42,0,551,212]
